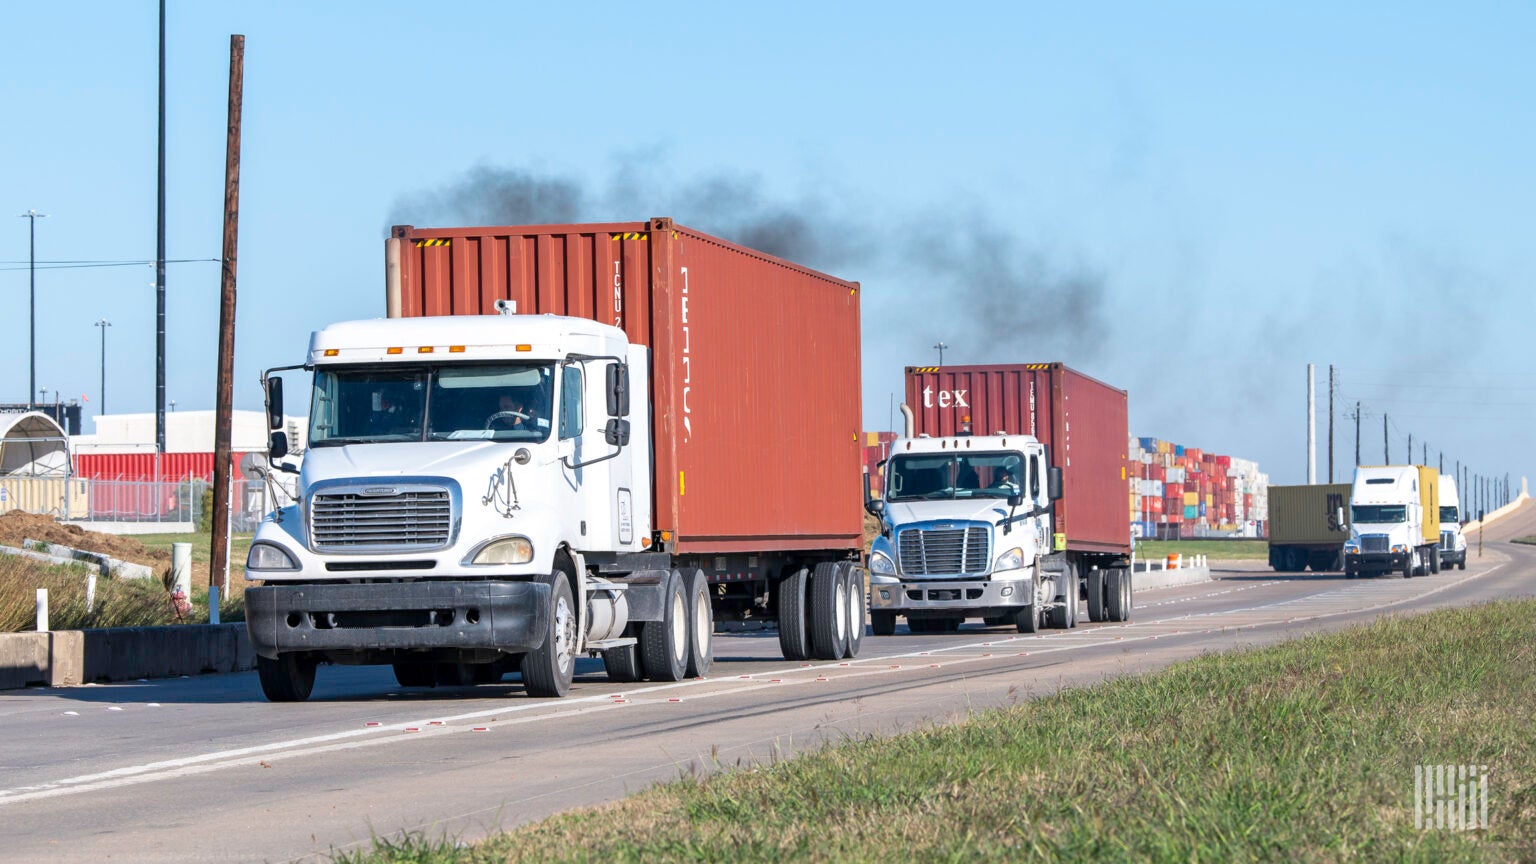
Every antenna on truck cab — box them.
[495,299,517,315]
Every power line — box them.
[0,258,218,272]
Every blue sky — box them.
[1,2,1530,489]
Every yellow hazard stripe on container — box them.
[910,366,939,373]
[610,232,648,241]
[1023,363,1051,370]
[414,239,451,248]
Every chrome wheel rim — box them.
[554,594,575,676]
[670,591,687,664]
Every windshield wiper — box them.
[311,435,415,447]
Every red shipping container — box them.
[73,452,252,481]
[904,363,1129,555]
[1149,466,1165,482]
[391,219,863,555]
[1148,497,1164,513]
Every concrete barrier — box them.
[1131,562,1214,591]
[0,623,254,691]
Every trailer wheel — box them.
[684,569,713,678]
[392,661,436,688]
[776,567,811,660]
[1106,568,1132,622]
[1086,568,1106,622]
[257,653,316,703]
[840,563,864,659]
[871,611,896,636]
[523,575,578,697]
[641,569,689,682]
[601,628,643,683]
[809,562,848,660]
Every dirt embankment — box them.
[0,511,168,568]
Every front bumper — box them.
[869,573,1031,614]
[1440,549,1466,565]
[245,580,549,659]
[1346,551,1408,571]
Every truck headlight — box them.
[468,536,534,565]
[994,547,1023,572]
[246,542,299,572]
[869,550,896,575]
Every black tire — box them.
[1086,568,1106,622]
[871,611,897,636]
[1344,562,1357,579]
[684,569,714,678]
[641,569,689,682]
[776,567,811,660]
[392,661,436,688]
[1430,549,1440,574]
[808,561,847,660]
[257,653,316,702]
[1106,569,1131,622]
[1459,559,1466,571]
[601,628,643,682]
[940,617,962,632]
[523,574,578,697]
[1047,563,1077,629]
[840,563,864,659]
[1014,604,1039,634]
[1401,552,1413,579]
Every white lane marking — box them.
[1,560,1507,807]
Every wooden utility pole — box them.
[1327,365,1334,483]
[211,34,244,601]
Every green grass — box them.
[0,554,242,631]
[134,531,253,578]
[1137,538,1270,560]
[338,600,1536,864]
[1512,536,1536,546]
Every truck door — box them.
[557,359,637,551]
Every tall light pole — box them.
[94,319,112,414]
[155,0,168,454]
[933,341,948,367]
[18,210,47,409]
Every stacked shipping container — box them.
[1127,436,1268,539]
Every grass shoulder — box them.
[340,600,1535,863]
[1136,538,1269,560]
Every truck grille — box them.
[897,525,990,576]
[310,488,454,551]
[1440,531,1455,551]
[1360,534,1389,553]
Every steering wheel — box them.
[484,410,530,430]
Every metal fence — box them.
[0,474,289,531]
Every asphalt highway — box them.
[3,502,1533,863]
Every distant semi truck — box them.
[1342,465,1440,578]
[1438,473,1468,570]
[1266,483,1350,572]
[864,363,1133,635]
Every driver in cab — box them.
[489,390,543,433]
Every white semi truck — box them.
[244,221,868,701]
[1341,465,1441,578]
[1438,474,1468,570]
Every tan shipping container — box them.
[1267,484,1351,544]
[1416,466,1439,545]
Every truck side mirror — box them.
[604,418,631,447]
[864,498,885,518]
[265,377,284,429]
[269,431,289,460]
[606,363,630,417]
[1047,466,1063,501]
[1335,507,1346,529]
[1008,493,1024,509]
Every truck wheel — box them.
[523,575,578,697]
[684,569,713,678]
[1401,552,1413,579]
[1459,559,1466,571]
[1014,605,1039,634]
[602,628,643,683]
[1047,564,1077,629]
[1106,569,1132,622]
[392,661,436,688]
[1344,561,1357,579]
[871,611,896,636]
[1086,568,1106,622]
[840,563,864,659]
[641,570,689,682]
[808,562,847,660]
[776,567,811,660]
[1430,549,1440,574]
[257,653,316,703]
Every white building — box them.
[70,410,307,455]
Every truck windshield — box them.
[1440,506,1459,523]
[1351,504,1407,523]
[309,364,555,446]
[886,452,1024,501]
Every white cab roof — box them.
[1352,465,1420,504]
[892,433,1040,455]
[308,315,624,365]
